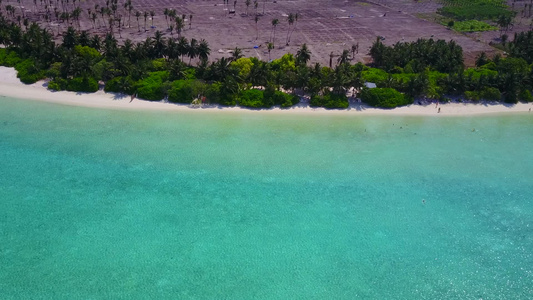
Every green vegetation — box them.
[369,38,464,73]
[239,89,266,108]
[310,93,349,109]
[48,77,99,93]
[446,20,498,32]
[135,71,169,101]
[1,14,532,110]
[505,31,533,64]
[438,0,513,21]
[15,59,46,84]
[360,88,411,108]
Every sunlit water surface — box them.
[0,97,532,299]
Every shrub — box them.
[104,76,123,93]
[361,68,388,86]
[184,68,197,80]
[263,87,299,108]
[465,90,481,101]
[239,89,265,108]
[480,87,501,101]
[167,80,207,104]
[66,77,99,93]
[218,94,237,106]
[360,88,410,108]
[134,71,169,101]
[205,82,222,104]
[2,50,22,67]
[310,93,349,109]
[448,20,497,32]
[519,89,533,102]
[48,78,68,91]
[0,48,7,65]
[151,58,168,71]
[15,59,46,84]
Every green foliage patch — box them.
[48,77,98,93]
[15,59,46,84]
[66,77,99,93]
[167,80,207,104]
[310,93,349,109]
[134,71,169,101]
[0,50,22,67]
[360,88,410,108]
[438,0,513,21]
[239,89,265,108]
[447,20,498,32]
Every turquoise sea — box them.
[0,96,532,299]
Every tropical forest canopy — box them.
[0,13,533,108]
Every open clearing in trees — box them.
[4,0,528,66]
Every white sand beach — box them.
[1,66,532,115]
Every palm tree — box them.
[296,43,311,65]
[271,18,279,46]
[169,59,186,80]
[351,43,359,59]
[169,9,176,21]
[337,49,350,65]
[267,42,273,61]
[187,38,198,64]
[164,8,169,29]
[125,0,132,27]
[62,26,77,49]
[175,17,184,37]
[91,12,97,29]
[143,11,148,31]
[108,17,115,35]
[135,11,141,32]
[72,6,82,29]
[116,15,122,38]
[166,38,179,60]
[153,30,166,58]
[245,0,251,16]
[286,13,294,45]
[231,47,243,61]
[150,10,155,27]
[497,14,513,38]
[288,12,299,44]
[197,39,210,62]
[177,36,188,61]
[99,7,106,28]
[255,15,259,40]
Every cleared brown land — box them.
[2,0,504,65]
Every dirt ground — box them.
[3,0,529,66]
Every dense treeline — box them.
[505,31,533,64]
[1,13,533,108]
[368,36,533,103]
[369,38,464,73]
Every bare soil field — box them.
[3,0,523,66]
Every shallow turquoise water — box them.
[0,97,532,299]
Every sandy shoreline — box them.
[1,66,532,115]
